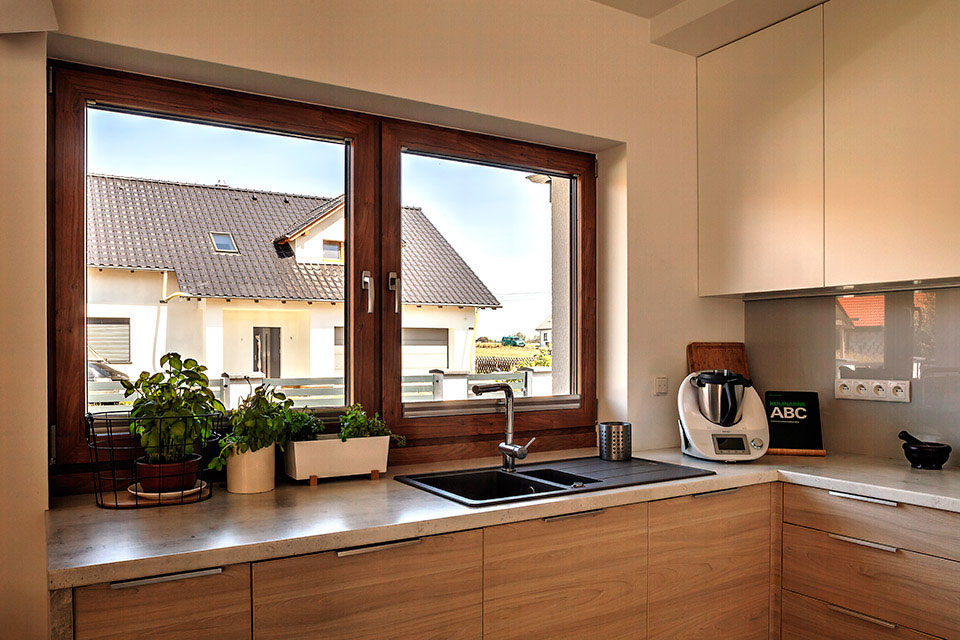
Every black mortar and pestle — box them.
[898,431,952,470]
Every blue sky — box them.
[87,109,556,339]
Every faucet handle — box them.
[517,437,537,458]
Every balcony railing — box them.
[87,368,552,413]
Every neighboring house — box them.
[837,295,885,366]
[85,174,500,380]
[536,315,552,348]
[836,295,885,366]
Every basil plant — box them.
[120,352,225,464]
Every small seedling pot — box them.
[135,454,202,493]
[227,443,276,494]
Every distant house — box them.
[836,295,885,366]
[85,175,500,379]
[536,315,552,348]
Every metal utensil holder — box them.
[598,421,632,461]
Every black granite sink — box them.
[395,456,714,507]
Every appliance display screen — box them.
[714,435,748,453]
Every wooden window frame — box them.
[49,63,379,481]
[49,64,597,489]
[380,120,598,465]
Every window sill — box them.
[402,395,581,419]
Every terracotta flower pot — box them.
[135,453,202,493]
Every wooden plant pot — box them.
[285,435,389,481]
[226,443,275,494]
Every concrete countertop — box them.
[47,447,960,590]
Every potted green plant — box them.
[284,404,404,481]
[210,384,291,494]
[120,353,224,493]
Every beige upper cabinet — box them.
[698,6,825,296]
[824,0,960,286]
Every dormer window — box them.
[210,232,239,253]
[322,240,343,261]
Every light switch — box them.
[654,376,668,396]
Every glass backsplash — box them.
[745,289,960,466]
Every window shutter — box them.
[87,318,131,363]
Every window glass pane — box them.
[211,232,238,252]
[85,108,348,412]
[322,240,341,261]
[400,152,573,402]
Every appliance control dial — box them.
[750,438,764,450]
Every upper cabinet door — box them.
[825,0,960,286]
[698,6,825,296]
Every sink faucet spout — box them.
[472,383,535,471]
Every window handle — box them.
[361,270,374,314]
[388,271,401,314]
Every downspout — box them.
[470,307,479,373]
[160,270,192,302]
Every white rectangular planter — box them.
[284,435,389,481]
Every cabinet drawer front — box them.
[783,523,960,639]
[483,503,647,640]
[253,530,482,640]
[73,564,251,640]
[784,484,960,561]
[782,590,939,640]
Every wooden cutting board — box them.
[686,342,750,377]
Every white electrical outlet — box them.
[834,379,910,403]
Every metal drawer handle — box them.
[692,487,740,499]
[110,567,222,589]
[543,508,605,522]
[828,533,899,553]
[826,604,897,629]
[828,490,898,507]
[337,538,421,558]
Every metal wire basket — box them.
[85,410,223,509]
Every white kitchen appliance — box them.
[678,370,768,461]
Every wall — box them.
[47,0,744,451]
[746,291,960,466]
[0,31,50,638]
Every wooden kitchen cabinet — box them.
[782,523,960,639]
[483,503,647,640]
[697,5,824,295]
[782,590,940,640]
[73,564,251,640]
[647,483,772,640]
[783,484,960,562]
[824,0,960,286]
[252,530,482,640]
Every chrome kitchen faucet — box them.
[472,383,535,472]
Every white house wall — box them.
[218,302,314,377]
[87,268,170,376]
[294,206,345,264]
[87,269,478,378]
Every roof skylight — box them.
[210,232,238,253]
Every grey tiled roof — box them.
[86,175,500,307]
